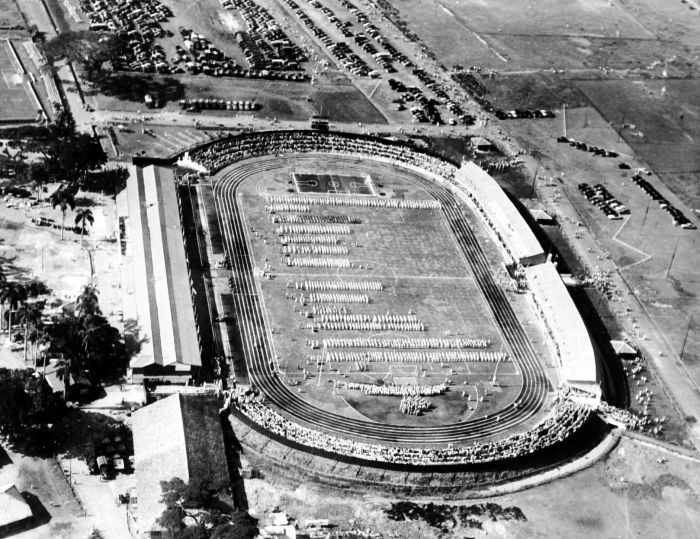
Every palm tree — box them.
[50,187,76,241]
[17,301,44,363]
[75,208,94,248]
[0,283,28,339]
[75,284,101,318]
[0,267,6,334]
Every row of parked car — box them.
[224,0,306,71]
[496,109,555,120]
[178,98,260,112]
[578,183,630,220]
[631,175,696,229]
[557,136,620,158]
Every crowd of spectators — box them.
[188,131,457,179]
[228,390,592,465]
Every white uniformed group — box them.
[399,394,431,415]
[312,320,423,332]
[266,193,440,210]
[322,337,491,349]
[324,350,508,363]
[265,203,311,214]
[282,245,349,255]
[346,382,446,397]
[299,292,369,304]
[286,257,351,268]
[295,280,383,292]
[276,224,352,235]
[280,235,339,245]
[271,214,360,225]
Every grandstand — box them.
[121,165,202,384]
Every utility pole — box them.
[680,313,694,362]
[665,233,682,279]
[562,104,567,138]
[530,158,540,199]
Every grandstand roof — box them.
[455,163,545,265]
[132,394,228,536]
[525,263,598,396]
[126,165,201,373]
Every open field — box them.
[386,0,699,70]
[576,78,700,209]
[0,0,24,28]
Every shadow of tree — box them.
[85,73,185,105]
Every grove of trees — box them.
[158,476,258,539]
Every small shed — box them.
[470,136,495,154]
[611,340,638,360]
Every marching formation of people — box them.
[276,224,352,235]
[300,292,369,303]
[282,245,349,255]
[322,337,491,349]
[346,382,446,397]
[286,257,351,268]
[280,234,339,245]
[315,312,419,324]
[266,203,311,213]
[399,395,431,415]
[312,320,424,332]
[272,214,361,224]
[294,280,383,292]
[229,393,593,465]
[324,350,508,363]
[267,193,440,211]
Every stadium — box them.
[165,130,603,469]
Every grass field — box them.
[0,42,39,123]
[226,157,556,429]
[0,0,24,28]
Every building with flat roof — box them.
[122,165,202,384]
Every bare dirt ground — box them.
[244,435,700,538]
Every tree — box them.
[0,368,64,442]
[75,284,100,318]
[75,208,94,252]
[50,187,76,240]
[0,282,28,337]
[157,476,257,539]
[0,267,6,334]
[17,301,44,363]
[44,31,127,82]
